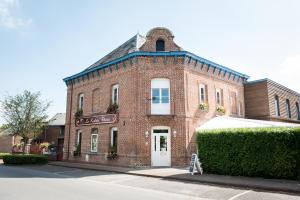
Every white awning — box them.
[196,116,300,131]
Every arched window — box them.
[286,99,291,119]
[156,39,165,51]
[274,95,280,116]
[296,102,300,120]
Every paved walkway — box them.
[49,161,300,194]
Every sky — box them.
[0,0,300,124]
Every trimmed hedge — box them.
[2,154,48,165]
[196,127,300,180]
[0,153,11,159]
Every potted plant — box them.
[75,109,83,118]
[12,143,24,153]
[106,103,119,114]
[106,147,118,160]
[40,142,50,154]
[199,102,209,111]
[73,144,81,156]
[216,105,225,115]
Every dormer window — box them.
[156,39,165,51]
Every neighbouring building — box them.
[63,27,250,167]
[39,113,65,160]
[0,129,22,153]
[245,79,300,123]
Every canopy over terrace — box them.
[197,116,300,131]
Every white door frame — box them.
[151,126,171,167]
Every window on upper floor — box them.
[238,101,243,116]
[59,126,65,136]
[78,93,84,111]
[274,95,280,117]
[92,88,101,113]
[216,88,223,106]
[112,84,119,105]
[151,78,170,115]
[230,91,237,114]
[156,39,165,51]
[286,99,291,119]
[199,84,207,103]
[296,102,300,120]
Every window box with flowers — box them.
[75,109,83,118]
[199,103,209,112]
[106,103,119,114]
[216,105,225,115]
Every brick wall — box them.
[63,27,248,167]
[245,79,300,123]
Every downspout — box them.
[67,81,74,160]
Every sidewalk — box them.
[49,161,300,194]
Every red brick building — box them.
[245,79,300,123]
[63,27,249,167]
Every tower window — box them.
[156,39,165,51]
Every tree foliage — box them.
[1,90,50,146]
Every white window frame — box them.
[76,130,82,146]
[112,84,119,105]
[110,127,118,148]
[78,93,84,110]
[151,78,171,115]
[90,133,98,153]
[199,84,206,103]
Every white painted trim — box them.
[90,133,98,153]
[76,130,82,146]
[78,93,84,110]
[110,127,118,147]
[151,126,171,167]
[112,84,119,105]
[199,83,206,103]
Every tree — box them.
[1,90,50,153]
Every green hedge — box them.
[0,153,11,159]
[196,127,300,180]
[2,154,48,165]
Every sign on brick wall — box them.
[75,114,118,127]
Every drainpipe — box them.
[66,82,74,160]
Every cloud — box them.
[0,0,32,29]
[273,55,300,93]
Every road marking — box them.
[53,169,82,175]
[79,178,212,200]
[228,190,251,200]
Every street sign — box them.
[189,153,203,175]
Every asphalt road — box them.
[0,164,299,200]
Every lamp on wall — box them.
[173,130,177,137]
[145,131,149,138]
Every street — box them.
[0,164,299,200]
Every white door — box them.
[151,127,171,167]
[151,78,170,115]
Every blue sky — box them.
[0,0,300,124]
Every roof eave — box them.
[63,51,249,84]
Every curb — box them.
[48,162,300,195]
